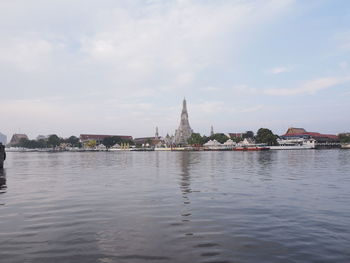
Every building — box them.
[0,132,7,145]
[174,98,193,145]
[281,127,339,148]
[281,127,338,141]
[79,134,133,144]
[164,134,174,147]
[134,137,163,147]
[9,133,29,146]
[229,133,244,139]
[210,125,214,136]
[134,127,163,147]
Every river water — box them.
[0,150,349,263]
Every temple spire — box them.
[182,98,187,114]
[155,126,159,139]
[174,98,193,145]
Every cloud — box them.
[267,66,290,74]
[263,76,350,96]
[202,86,221,92]
[0,37,57,72]
[339,62,348,69]
[231,84,257,95]
[77,0,293,92]
[336,31,350,51]
[0,0,297,137]
[190,101,263,115]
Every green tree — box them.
[255,128,278,146]
[209,133,229,144]
[17,138,46,149]
[187,133,204,145]
[47,134,61,148]
[102,136,121,149]
[230,136,242,143]
[66,136,80,147]
[37,139,47,148]
[243,131,254,139]
[339,133,350,143]
[202,135,210,144]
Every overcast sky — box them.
[1,0,350,139]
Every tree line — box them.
[13,135,135,149]
[339,133,350,143]
[188,128,279,146]
[14,135,81,149]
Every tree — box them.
[16,138,46,149]
[187,133,204,145]
[102,136,121,149]
[229,136,242,143]
[255,128,278,146]
[66,136,80,147]
[202,135,210,144]
[37,139,47,148]
[85,140,97,148]
[243,131,254,139]
[47,134,61,148]
[209,133,229,144]
[339,133,350,143]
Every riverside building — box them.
[281,127,339,148]
[9,133,28,146]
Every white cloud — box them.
[267,66,290,74]
[339,62,348,69]
[336,31,350,51]
[0,38,56,72]
[0,0,299,137]
[263,76,350,96]
[190,101,263,115]
[202,86,221,92]
[231,84,257,95]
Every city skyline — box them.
[1,1,350,138]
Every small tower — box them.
[155,126,159,139]
[210,125,214,136]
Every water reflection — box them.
[178,152,192,204]
[2,151,350,263]
[257,151,274,180]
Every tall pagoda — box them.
[174,98,193,145]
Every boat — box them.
[233,139,269,151]
[269,138,315,150]
[234,145,269,151]
[341,143,350,149]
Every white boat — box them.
[341,143,350,149]
[269,138,315,150]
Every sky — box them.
[0,0,350,139]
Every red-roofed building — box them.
[229,133,244,139]
[281,127,339,143]
[9,133,29,146]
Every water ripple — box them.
[1,151,350,262]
